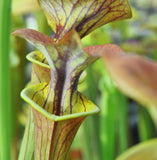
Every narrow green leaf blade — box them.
[0,0,11,159]
[18,108,34,160]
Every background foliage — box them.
[1,0,157,159]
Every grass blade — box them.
[0,0,12,159]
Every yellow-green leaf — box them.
[18,108,34,160]
[13,28,101,160]
[27,51,50,85]
[38,0,132,39]
[116,139,157,160]
[21,81,99,160]
[18,51,51,160]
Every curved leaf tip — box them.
[84,43,124,57]
[12,28,55,45]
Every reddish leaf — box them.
[103,53,157,108]
[85,43,157,108]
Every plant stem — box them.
[0,0,12,159]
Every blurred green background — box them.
[1,0,157,159]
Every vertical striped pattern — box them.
[32,108,85,160]
[18,51,51,160]
[0,0,11,159]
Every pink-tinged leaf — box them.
[84,43,124,57]
[38,0,132,39]
[12,28,55,45]
[84,43,157,108]
[103,53,157,108]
